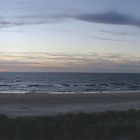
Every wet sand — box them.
[0,92,140,117]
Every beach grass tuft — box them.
[0,109,140,139]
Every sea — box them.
[0,73,140,94]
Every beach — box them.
[0,92,140,117]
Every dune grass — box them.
[0,109,140,139]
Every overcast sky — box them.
[0,0,140,72]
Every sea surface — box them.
[0,73,140,93]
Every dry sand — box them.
[0,92,140,117]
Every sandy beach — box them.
[0,92,140,117]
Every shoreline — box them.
[0,90,140,94]
[0,92,140,117]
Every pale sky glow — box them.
[0,0,140,72]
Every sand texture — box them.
[0,93,140,117]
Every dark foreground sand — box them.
[0,92,140,117]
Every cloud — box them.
[98,29,130,36]
[0,52,140,72]
[76,12,140,27]
[82,34,124,42]
[1,11,140,29]
[16,12,140,28]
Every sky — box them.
[0,0,140,72]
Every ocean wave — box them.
[0,84,12,87]
[0,73,139,93]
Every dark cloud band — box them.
[0,12,140,28]
[76,12,140,27]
